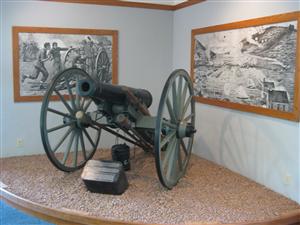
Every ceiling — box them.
[121,0,187,5]
[47,0,199,10]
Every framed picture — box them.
[191,11,300,121]
[13,26,118,102]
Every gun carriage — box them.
[40,68,196,189]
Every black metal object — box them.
[111,144,130,171]
[78,78,153,108]
[81,160,128,195]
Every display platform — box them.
[1,149,300,225]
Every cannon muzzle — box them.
[78,78,153,108]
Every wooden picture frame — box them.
[13,26,118,102]
[191,11,300,121]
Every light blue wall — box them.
[0,0,173,157]
[172,1,300,203]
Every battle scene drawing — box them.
[19,32,113,97]
[193,21,298,112]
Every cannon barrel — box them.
[78,78,153,108]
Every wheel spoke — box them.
[178,76,183,118]
[180,139,188,156]
[160,130,176,148]
[52,127,73,153]
[80,130,87,160]
[184,113,194,122]
[80,97,86,110]
[166,139,178,181]
[172,82,178,119]
[83,128,96,148]
[177,139,183,171]
[182,95,192,119]
[162,119,177,129]
[48,107,74,119]
[166,97,176,122]
[47,121,75,133]
[181,82,188,117]
[62,130,75,165]
[83,99,93,112]
[66,79,77,110]
[100,72,105,82]
[162,137,176,171]
[73,131,79,167]
[54,89,73,115]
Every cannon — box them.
[40,68,196,189]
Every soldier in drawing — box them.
[21,42,51,83]
[49,42,68,76]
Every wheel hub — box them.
[75,111,90,128]
[177,121,196,138]
[76,111,84,119]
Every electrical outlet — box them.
[16,138,24,147]
[283,174,292,185]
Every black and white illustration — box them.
[193,21,298,112]
[19,32,113,97]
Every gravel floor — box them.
[1,149,299,225]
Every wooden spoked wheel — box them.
[155,69,195,189]
[40,68,101,172]
[63,48,78,69]
[95,49,111,83]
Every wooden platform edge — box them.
[0,188,153,225]
[1,188,300,225]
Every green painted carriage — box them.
[40,68,196,189]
